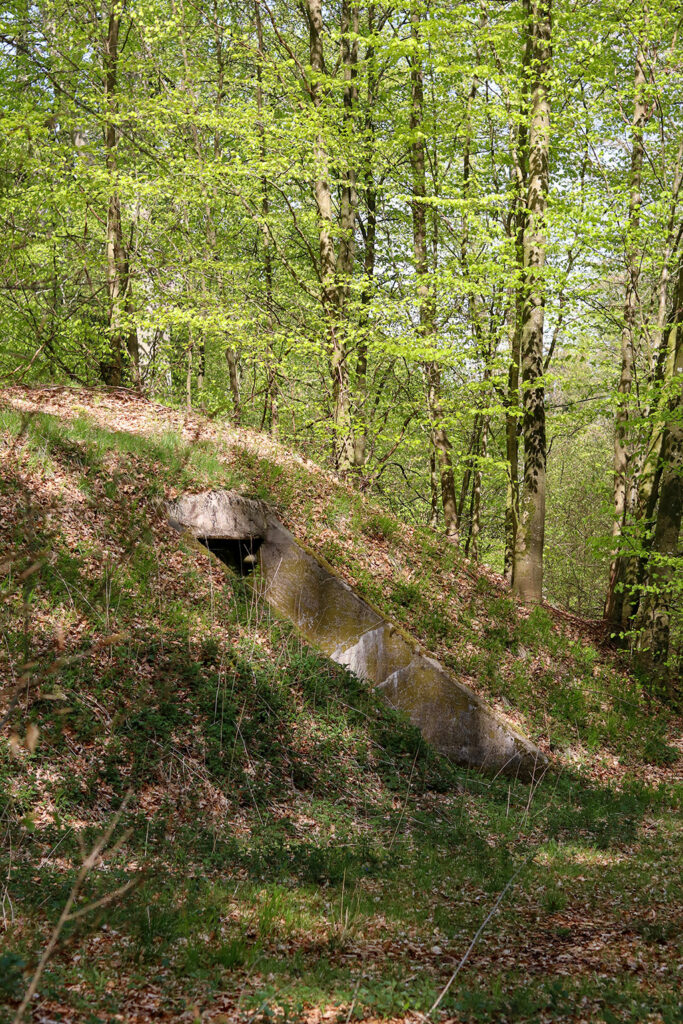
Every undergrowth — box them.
[0,401,681,1024]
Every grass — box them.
[0,393,681,1023]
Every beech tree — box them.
[409,2,458,540]
[635,253,683,679]
[512,0,551,605]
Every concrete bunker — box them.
[168,489,547,781]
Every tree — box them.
[512,0,552,605]
[634,252,683,686]
[604,41,648,628]
[409,2,458,540]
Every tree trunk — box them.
[410,5,458,541]
[512,0,551,605]
[464,465,476,558]
[101,4,138,388]
[504,187,526,581]
[625,149,683,628]
[197,337,205,398]
[504,335,521,580]
[429,449,439,529]
[337,0,358,295]
[504,18,531,581]
[305,0,354,475]
[352,7,379,478]
[254,0,279,437]
[186,331,193,411]
[426,365,459,540]
[335,0,360,473]
[634,255,683,687]
[458,414,482,525]
[604,45,647,627]
[101,9,123,386]
[470,416,489,563]
[225,347,241,424]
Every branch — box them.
[422,855,533,1021]
[12,792,135,1024]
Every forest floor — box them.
[0,386,681,1024]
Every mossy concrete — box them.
[169,490,547,780]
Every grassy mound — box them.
[0,390,681,1024]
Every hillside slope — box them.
[1,387,681,1024]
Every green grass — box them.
[0,401,681,1023]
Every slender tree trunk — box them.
[464,468,476,557]
[305,0,355,475]
[512,0,551,605]
[100,3,139,388]
[352,7,378,477]
[470,415,489,562]
[429,449,439,528]
[634,255,683,687]
[197,337,205,397]
[208,18,246,426]
[504,324,521,579]
[186,331,193,411]
[335,0,359,473]
[426,365,459,540]
[352,194,372,471]
[504,22,531,581]
[505,205,526,581]
[225,347,241,424]
[254,0,279,436]
[461,16,488,554]
[337,0,358,293]
[458,414,482,525]
[604,45,647,627]
[101,8,124,386]
[410,5,458,541]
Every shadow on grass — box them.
[1,406,681,1022]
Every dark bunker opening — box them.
[198,536,264,576]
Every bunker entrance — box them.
[199,536,263,577]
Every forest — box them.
[1,0,682,1022]
[2,0,682,672]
